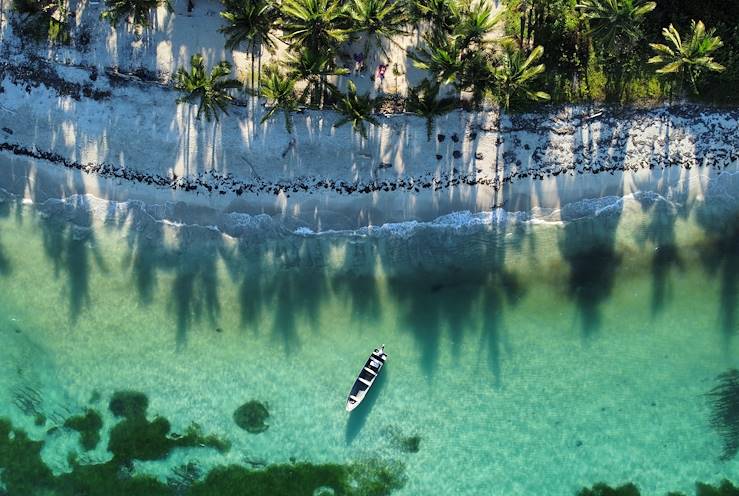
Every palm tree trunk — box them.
[519,14,525,50]
[251,47,255,92]
[257,47,262,93]
[212,120,218,169]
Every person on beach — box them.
[377,64,387,91]
[353,53,365,75]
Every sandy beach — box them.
[2,50,738,230]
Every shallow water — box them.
[1,162,738,495]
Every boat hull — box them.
[346,346,387,411]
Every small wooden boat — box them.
[346,345,387,412]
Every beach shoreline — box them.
[2,45,739,230]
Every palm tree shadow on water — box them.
[345,365,388,445]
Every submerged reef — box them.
[106,391,230,462]
[578,483,640,496]
[63,409,103,450]
[189,460,406,496]
[696,480,739,495]
[707,370,739,459]
[577,481,739,496]
[109,390,149,419]
[0,389,407,496]
[233,400,270,433]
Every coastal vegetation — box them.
[9,0,736,135]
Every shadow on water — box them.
[637,195,686,316]
[345,366,388,445]
[696,210,739,343]
[32,183,107,322]
[169,230,223,350]
[221,236,333,354]
[0,198,11,276]
[559,213,622,339]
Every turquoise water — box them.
[1,161,738,495]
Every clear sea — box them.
[0,157,738,495]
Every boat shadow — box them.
[344,366,388,445]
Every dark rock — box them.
[109,391,149,419]
[435,154,443,160]
[2,127,13,135]
[64,409,103,450]
[437,134,445,142]
[468,132,477,140]
[451,133,459,142]
[233,401,270,433]
[475,152,483,160]
[452,150,462,159]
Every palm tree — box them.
[404,0,458,38]
[100,0,172,28]
[408,33,463,86]
[175,54,241,122]
[577,0,655,99]
[493,45,550,111]
[284,48,349,107]
[278,0,349,52]
[13,0,69,43]
[259,65,300,133]
[648,20,725,97]
[454,0,500,52]
[220,0,280,91]
[576,0,655,52]
[458,49,496,109]
[347,0,407,57]
[406,79,457,140]
[175,54,241,166]
[332,80,379,138]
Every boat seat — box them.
[363,367,377,375]
[358,377,373,386]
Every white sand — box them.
[1,0,738,229]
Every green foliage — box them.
[348,0,407,56]
[577,0,656,53]
[648,20,725,96]
[100,0,172,28]
[12,0,70,44]
[458,50,496,109]
[707,369,739,460]
[577,0,656,100]
[220,0,280,52]
[406,79,457,140]
[259,65,300,133]
[493,44,550,111]
[404,0,459,36]
[233,400,270,433]
[175,54,241,122]
[408,33,464,85]
[454,0,500,52]
[64,409,103,450]
[279,0,350,51]
[332,79,379,139]
[577,482,641,496]
[284,48,349,107]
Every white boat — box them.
[346,345,387,412]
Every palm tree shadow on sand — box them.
[345,366,388,445]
